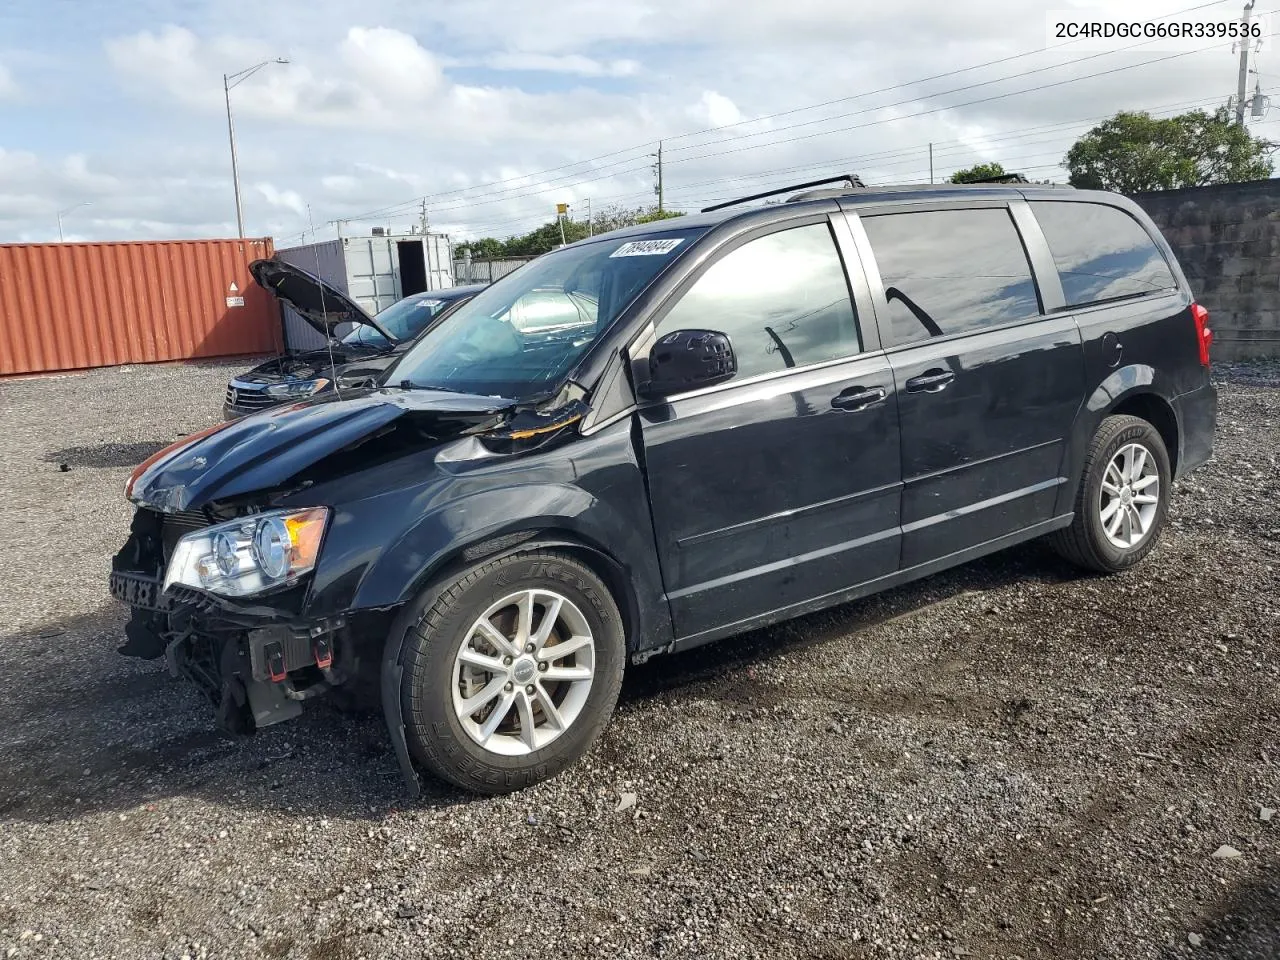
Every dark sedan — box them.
[224,260,484,419]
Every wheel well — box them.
[1111,393,1179,472]
[420,531,643,653]
[536,541,641,649]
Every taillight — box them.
[1191,302,1212,367]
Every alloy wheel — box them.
[1099,442,1161,549]
[451,589,596,756]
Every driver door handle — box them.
[831,385,887,412]
[905,369,956,393]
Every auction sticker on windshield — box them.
[610,238,684,257]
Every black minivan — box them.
[111,177,1217,796]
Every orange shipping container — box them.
[0,238,282,376]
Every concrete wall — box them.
[1130,179,1280,361]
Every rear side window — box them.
[861,208,1040,347]
[656,222,860,380]
[1030,201,1177,307]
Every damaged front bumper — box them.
[110,510,380,734]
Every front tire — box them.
[1050,414,1171,573]
[396,550,625,794]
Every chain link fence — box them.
[452,256,536,285]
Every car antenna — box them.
[308,204,342,401]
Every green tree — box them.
[1065,109,1275,192]
[460,204,687,260]
[590,203,685,235]
[949,162,1009,184]
[634,207,686,224]
[453,236,504,260]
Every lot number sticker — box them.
[610,238,684,257]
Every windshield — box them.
[391,228,703,399]
[340,294,459,349]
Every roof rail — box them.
[964,173,1031,184]
[700,174,865,213]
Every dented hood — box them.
[128,390,516,512]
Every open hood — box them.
[249,258,399,344]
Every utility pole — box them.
[929,143,934,184]
[418,199,429,235]
[1235,0,1256,126]
[653,141,665,214]
[586,198,593,237]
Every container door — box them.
[344,237,400,314]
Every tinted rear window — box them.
[1030,201,1177,307]
[861,208,1041,347]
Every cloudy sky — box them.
[1,0,1277,247]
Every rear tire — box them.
[395,550,625,795]
[1050,414,1171,573]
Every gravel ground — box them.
[0,358,1277,960]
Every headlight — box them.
[264,378,330,398]
[163,507,330,598]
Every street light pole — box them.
[223,58,289,239]
[56,202,92,242]
[224,73,244,239]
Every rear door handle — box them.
[831,386,887,412]
[905,369,956,393]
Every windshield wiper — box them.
[397,379,465,394]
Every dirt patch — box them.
[0,362,1275,960]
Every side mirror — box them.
[643,329,737,398]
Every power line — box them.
[396,31,1253,224]
[655,97,1227,206]
[353,50,1226,228]
[341,147,657,222]
[333,0,1231,223]
[666,41,1243,166]
[344,23,1268,236]
[657,95,1226,198]
[341,154,657,223]
[657,0,1231,152]
[662,31,1221,159]
[446,94,1229,237]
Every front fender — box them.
[357,482,626,604]
[304,420,673,654]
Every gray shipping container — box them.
[275,232,454,351]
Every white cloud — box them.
[102,22,644,146]
[321,174,361,193]
[256,183,308,217]
[483,53,640,77]
[3,0,1268,245]
[339,26,446,102]
[690,91,743,128]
